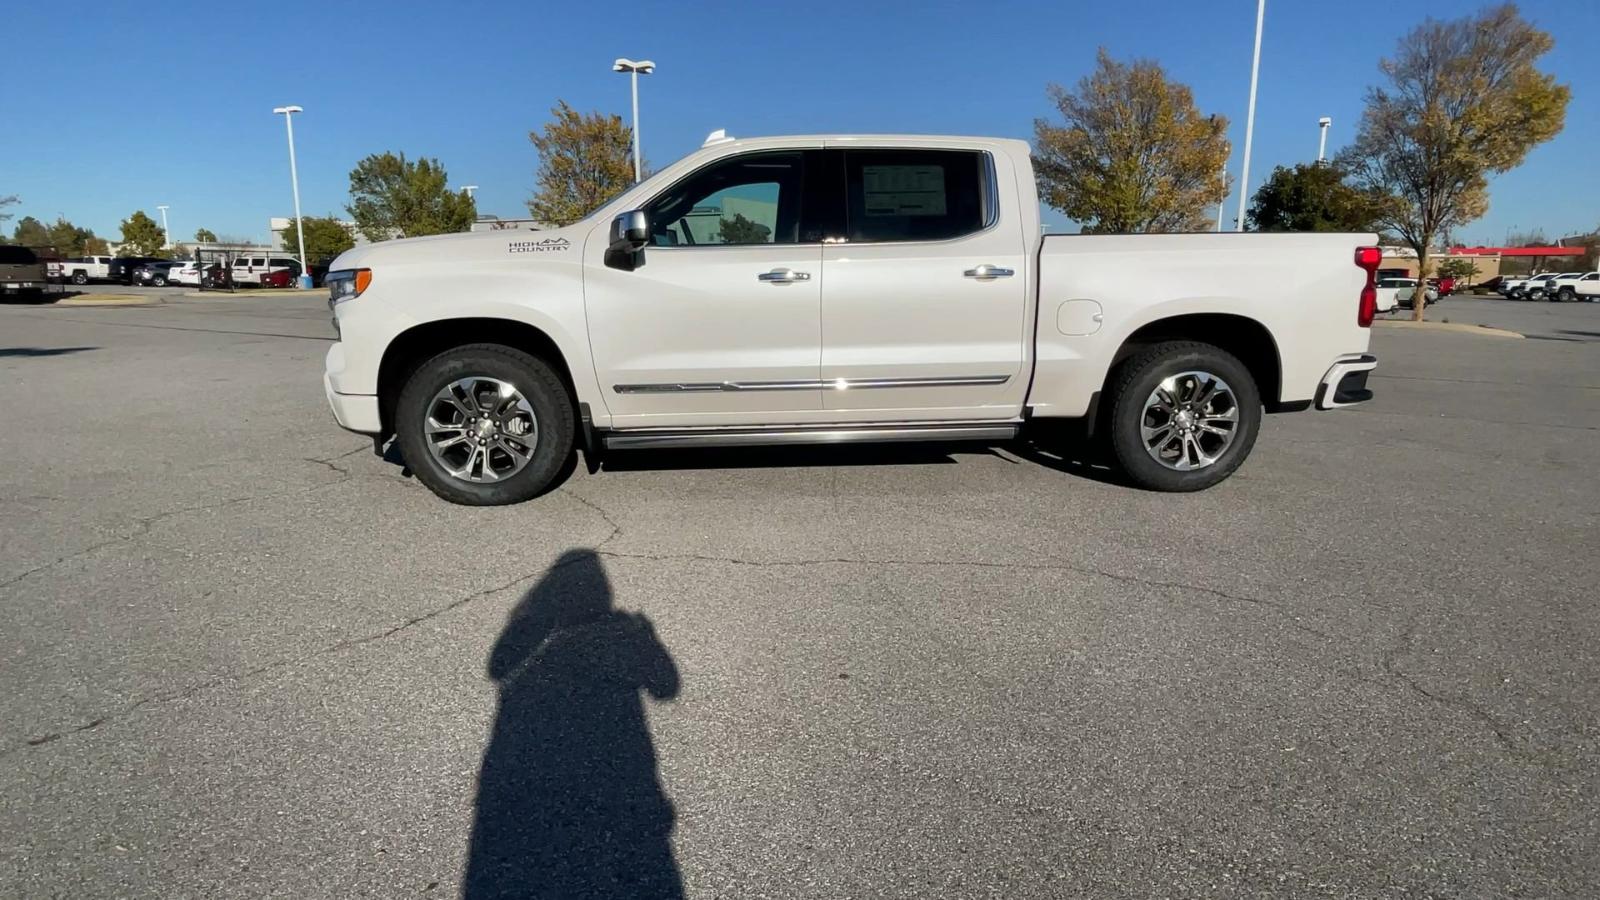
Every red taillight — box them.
[1355,246,1380,327]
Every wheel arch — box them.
[377,318,580,439]
[1099,313,1284,420]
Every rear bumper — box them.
[1315,354,1377,410]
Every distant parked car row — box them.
[1497,271,1600,302]
[46,254,308,288]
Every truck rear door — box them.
[818,145,1028,417]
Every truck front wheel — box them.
[1105,341,1261,492]
[394,344,575,505]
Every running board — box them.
[599,421,1021,451]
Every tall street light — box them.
[1317,116,1332,162]
[612,58,655,183]
[1234,0,1266,232]
[273,105,310,288]
[460,185,479,200]
[156,205,171,249]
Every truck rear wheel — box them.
[1105,341,1261,492]
[394,344,575,505]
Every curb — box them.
[181,289,323,298]
[1373,319,1523,339]
[53,293,160,307]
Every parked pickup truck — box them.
[1,245,49,300]
[56,255,116,285]
[323,133,1380,505]
[1543,271,1599,302]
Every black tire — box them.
[394,344,575,505]
[71,271,88,285]
[153,276,167,287]
[1557,287,1575,303]
[1104,341,1261,492]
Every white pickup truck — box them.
[54,255,116,285]
[1544,271,1599,302]
[323,133,1380,505]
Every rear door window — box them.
[843,149,988,243]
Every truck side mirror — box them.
[606,210,650,271]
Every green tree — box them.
[40,217,103,257]
[117,210,168,257]
[0,195,17,227]
[347,152,476,242]
[278,216,356,262]
[84,234,110,255]
[194,227,217,242]
[1340,4,1569,320]
[1435,257,1480,284]
[1034,49,1229,233]
[12,216,50,248]
[527,101,638,227]
[716,212,770,245]
[1247,163,1380,233]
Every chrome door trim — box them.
[613,374,1010,394]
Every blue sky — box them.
[3,0,1595,246]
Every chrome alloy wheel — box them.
[424,377,539,482]
[1140,371,1240,471]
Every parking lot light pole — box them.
[156,205,171,250]
[273,105,311,288]
[1235,0,1265,232]
[612,58,655,183]
[1317,117,1332,162]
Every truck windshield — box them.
[0,246,39,264]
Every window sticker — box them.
[862,165,947,216]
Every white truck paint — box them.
[56,255,115,284]
[1544,271,1599,302]
[323,134,1380,504]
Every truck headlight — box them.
[327,269,372,304]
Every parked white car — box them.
[323,132,1381,505]
[1541,271,1598,302]
[1512,272,1562,300]
[56,255,115,284]
[167,260,204,286]
[1376,276,1438,311]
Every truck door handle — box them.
[964,264,1014,280]
[757,268,811,284]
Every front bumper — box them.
[1315,354,1377,410]
[324,343,382,433]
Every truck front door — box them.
[583,148,829,428]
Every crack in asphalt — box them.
[5,482,617,757]
[0,454,363,595]
[2,474,1512,760]
[555,486,1337,644]
[1378,615,1520,753]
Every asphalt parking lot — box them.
[2,291,1597,897]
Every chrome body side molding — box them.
[613,374,1011,395]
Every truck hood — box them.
[327,225,585,272]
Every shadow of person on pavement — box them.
[463,549,682,900]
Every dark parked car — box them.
[1475,275,1505,294]
[109,256,170,284]
[1,245,49,302]
[133,261,182,286]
